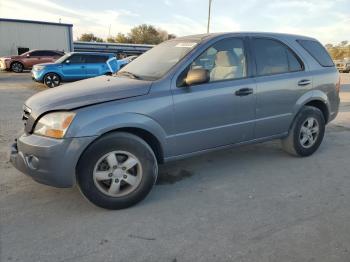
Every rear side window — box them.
[85,55,108,63]
[297,40,334,67]
[252,38,303,76]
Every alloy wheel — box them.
[44,74,60,88]
[11,63,23,73]
[93,151,143,197]
[299,117,319,149]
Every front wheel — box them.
[43,73,61,88]
[11,62,24,73]
[281,106,325,157]
[77,132,158,210]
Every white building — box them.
[0,18,73,56]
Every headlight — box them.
[34,65,45,71]
[34,112,75,139]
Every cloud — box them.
[0,0,139,39]
[0,0,348,43]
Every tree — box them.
[325,41,350,61]
[78,33,103,42]
[106,24,176,44]
[115,33,131,43]
[128,24,162,44]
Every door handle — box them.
[235,88,253,96]
[298,79,312,86]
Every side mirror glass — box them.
[65,60,70,64]
[184,68,209,86]
[26,54,30,57]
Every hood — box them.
[25,75,152,119]
[34,62,56,67]
[0,55,21,60]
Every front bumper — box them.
[31,69,45,82]
[10,134,97,188]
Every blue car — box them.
[31,52,120,88]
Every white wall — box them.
[0,21,72,56]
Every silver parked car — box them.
[335,59,350,73]
[10,32,340,209]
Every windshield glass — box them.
[55,53,71,63]
[118,40,198,80]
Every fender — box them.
[66,111,168,152]
[291,89,330,125]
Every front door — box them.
[170,37,256,156]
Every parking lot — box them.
[1,72,350,262]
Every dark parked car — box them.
[10,32,340,209]
[0,50,64,73]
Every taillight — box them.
[336,77,341,93]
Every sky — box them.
[1,0,350,44]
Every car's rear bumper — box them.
[10,134,97,188]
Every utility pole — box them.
[207,0,212,33]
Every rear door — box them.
[85,55,109,78]
[61,54,87,80]
[250,37,311,138]
[171,37,256,155]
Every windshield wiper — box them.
[116,71,140,79]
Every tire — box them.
[281,106,325,157]
[43,73,61,88]
[11,62,24,73]
[77,132,158,210]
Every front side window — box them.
[30,51,44,56]
[189,38,247,82]
[68,54,85,64]
[252,38,303,76]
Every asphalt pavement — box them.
[1,72,350,262]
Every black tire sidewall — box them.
[77,132,158,209]
[292,107,325,157]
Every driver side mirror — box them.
[184,68,209,86]
[26,54,30,57]
[65,60,70,64]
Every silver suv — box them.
[10,32,340,209]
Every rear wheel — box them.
[77,132,158,209]
[11,62,24,73]
[281,106,325,157]
[43,73,61,88]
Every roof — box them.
[176,32,316,42]
[69,52,115,56]
[0,18,73,27]
[74,41,154,47]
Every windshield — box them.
[118,40,198,80]
[55,53,71,64]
